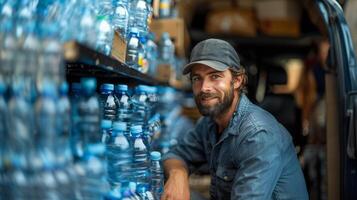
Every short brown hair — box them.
[230,67,248,94]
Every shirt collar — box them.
[227,93,250,135]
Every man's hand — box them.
[161,160,190,200]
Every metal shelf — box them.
[64,41,164,86]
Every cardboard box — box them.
[255,0,302,20]
[259,18,300,37]
[149,18,190,57]
[111,31,127,63]
[156,63,173,82]
[205,8,257,37]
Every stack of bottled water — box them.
[98,83,166,199]
[72,78,109,199]
[0,2,77,197]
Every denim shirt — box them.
[162,94,308,200]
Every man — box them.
[161,39,308,200]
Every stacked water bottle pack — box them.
[0,0,177,75]
[0,1,76,197]
[98,83,165,199]
[0,1,191,199]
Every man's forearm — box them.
[162,158,191,200]
[163,158,189,179]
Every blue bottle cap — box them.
[59,82,69,95]
[128,182,137,191]
[105,189,121,200]
[101,120,112,129]
[160,141,170,148]
[150,151,161,161]
[136,184,147,193]
[116,84,128,92]
[80,78,97,92]
[136,85,148,93]
[146,86,158,94]
[162,32,170,39]
[130,125,142,135]
[101,83,114,92]
[139,36,147,43]
[42,83,56,97]
[113,121,127,132]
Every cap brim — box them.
[182,60,229,75]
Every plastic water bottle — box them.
[34,82,58,169]
[96,15,114,55]
[75,0,97,49]
[150,151,164,200]
[57,82,72,166]
[159,32,174,62]
[131,125,150,186]
[78,78,101,159]
[129,181,142,200]
[159,0,171,18]
[138,36,149,73]
[7,84,35,171]
[37,33,63,96]
[70,83,83,160]
[148,114,161,141]
[115,84,132,124]
[97,0,113,16]
[76,78,108,199]
[130,0,149,37]
[0,27,16,90]
[146,86,159,116]
[101,119,112,144]
[146,0,154,25]
[142,128,152,151]
[112,0,129,38]
[107,121,133,187]
[137,183,154,200]
[100,83,117,121]
[146,32,158,77]
[15,0,37,39]
[126,27,140,69]
[131,85,150,126]
[34,83,63,199]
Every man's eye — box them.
[191,76,200,82]
[211,74,220,79]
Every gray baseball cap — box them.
[183,39,241,75]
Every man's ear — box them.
[232,75,242,90]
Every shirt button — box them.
[224,176,228,180]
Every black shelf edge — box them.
[64,41,165,86]
[190,30,323,47]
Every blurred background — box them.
[1,0,356,199]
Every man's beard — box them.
[194,84,235,118]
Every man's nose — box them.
[201,78,213,92]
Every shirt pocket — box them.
[215,166,236,198]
